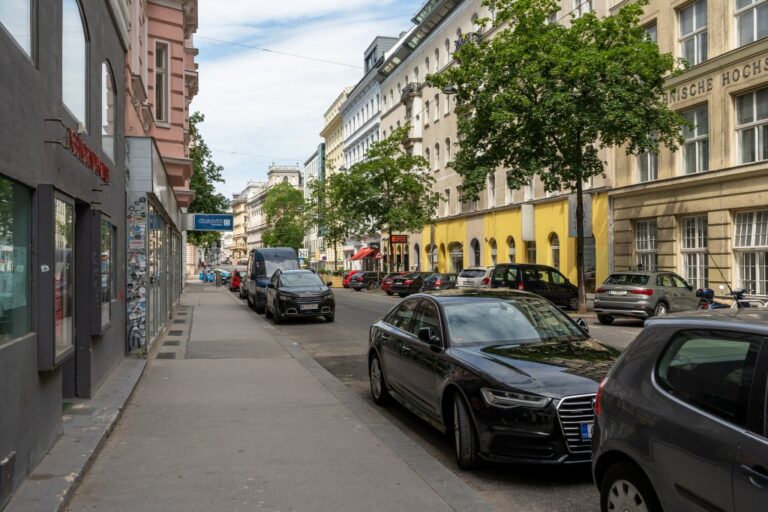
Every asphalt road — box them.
[256,287,645,512]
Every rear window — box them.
[604,274,649,286]
[459,269,487,278]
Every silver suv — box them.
[594,271,701,324]
[457,267,493,288]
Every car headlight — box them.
[480,388,551,409]
[278,294,292,301]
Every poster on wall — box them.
[126,195,148,352]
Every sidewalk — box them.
[61,283,491,512]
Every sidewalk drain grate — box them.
[173,319,186,324]
[168,330,183,336]
[163,340,180,346]
[156,352,176,359]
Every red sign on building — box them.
[390,235,408,244]
[67,128,110,184]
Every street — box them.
[265,287,645,512]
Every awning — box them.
[350,247,380,261]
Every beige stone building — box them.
[231,193,248,262]
[322,88,352,176]
[610,0,768,297]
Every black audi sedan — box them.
[265,269,335,323]
[367,289,618,469]
[390,272,431,297]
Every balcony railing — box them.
[401,82,421,102]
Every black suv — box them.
[350,271,383,291]
[593,311,768,512]
[265,269,335,323]
[489,264,578,309]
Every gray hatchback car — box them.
[594,271,702,324]
[592,311,768,512]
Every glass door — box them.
[54,197,75,361]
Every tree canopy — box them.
[261,181,306,250]
[428,0,685,311]
[187,112,230,247]
[304,172,351,269]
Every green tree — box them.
[261,181,306,250]
[429,0,685,312]
[305,172,353,271]
[187,112,230,248]
[338,125,440,273]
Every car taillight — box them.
[594,377,607,416]
[404,280,413,285]
[630,289,653,296]
[517,282,525,290]
[482,277,490,285]
[435,280,443,286]
[596,287,606,294]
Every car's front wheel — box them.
[600,461,661,512]
[453,394,479,470]
[597,314,614,325]
[568,295,579,310]
[398,293,407,298]
[386,291,394,296]
[653,302,668,317]
[369,354,391,405]
[272,303,283,324]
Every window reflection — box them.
[0,1,32,56]
[0,177,31,345]
[55,198,74,358]
[62,0,86,126]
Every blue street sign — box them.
[193,214,234,231]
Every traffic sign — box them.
[191,214,234,232]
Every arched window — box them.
[434,143,440,171]
[0,0,32,55]
[471,13,479,25]
[414,67,419,83]
[62,0,87,126]
[448,242,463,273]
[435,48,440,70]
[471,239,481,266]
[425,57,430,74]
[549,233,560,270]
[430,245,438,271]
[507,236,516,263]
[414,243,420,270]
[439,244,447,271]
[445,39,451,64]
[424,148,431,169]
[445,138,451,166]
[101,61,116,162]
[489,238,498,265]
[527,241,537,263]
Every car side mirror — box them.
[576,318,589,334]
[418,327,442,348]
[267,283,275,289]
[326,281,333,287]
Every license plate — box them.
[608,290,627,296]
[580,423,593,440]
[300,304,318,310]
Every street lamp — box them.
[442,85,458,95]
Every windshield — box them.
[262,258,299,278]
[281,273,324,287]
[444,297,587,346]
[459,269,486,278]
[604,274,649,286]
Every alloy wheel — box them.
[370,358,382,399]
[654,303,667,316]
[606,479,649,512]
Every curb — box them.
[4,357,147,512]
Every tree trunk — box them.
[388,227,394,274]
[575,178,588,315]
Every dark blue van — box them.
[244,248,300,314]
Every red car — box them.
[342,270,362,288]
[380,272,407,296]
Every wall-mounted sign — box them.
[191,214,234,232]
[390,235,408,244]
[665,53,768,105]
[67,128,110,183]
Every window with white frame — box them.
[681,216,708,289]
[635,219,658,271]
[434,143,441,171]
[734,210,768,294]
[574,0,592,18]
[736,87,768,164]
[425,57,430,75]
[425,100,430,123]
[445,39,451,64]
[425,147,431,170]
[0,0,32,56]
[155,41,169,123]
[445,137,451,166]
[444,189,451,217]
[488,174,496,208]
[737,0,768,47]
[434,94,440,121]
[682,106,709,174]
[680,0,708,66]
[638,150,658,182]
[435,49,440,70]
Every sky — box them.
[193,0,424,199]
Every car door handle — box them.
[741,464,768,489]
[401,344,412,356]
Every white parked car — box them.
[457,267,493,288]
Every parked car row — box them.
[367,287,768,512]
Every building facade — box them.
[231,192,248,262]
[610,0,768,298]
[245,166,303,252]
[377,0,611,288]
[0,1,128,505]
[303,145,327,268]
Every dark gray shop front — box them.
[0,1,127,507]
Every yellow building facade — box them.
[378,0,611,288]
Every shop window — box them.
[679,0,708,66]
[62,0,87,127]
[736,87,768,164]
[489,238,498,265]
[471,239,481,267]
[682,106,709,174]
[0,0,32,56]
[54,196,75,360]
[737,0,768,47]
[734,210,768,294]
[574,0,592,18]
[527,241,537,263]
[638,150,658,182]
[0,177,31,345]
[155,41,169,124]
[635,219,658,271]
[100,218,113,328]
[101,62,116,162]
[549,233,560,270]
[681,216,708,290]
[507,236,516,263]
[449,243,464,273]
